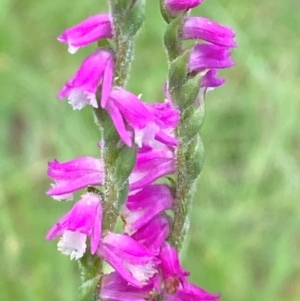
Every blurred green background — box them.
[1,0,300,300]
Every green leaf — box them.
[97,39,112,49]
[79,275,101,301]
[164,14,184,61]
[117,181,129,207]
[113,0,131,12]
[168,49,192,101]
[185,136,205,182]
[113,144,137,184]
[124,0,146,36]
[93,108,120,150]
[175,74,202,110]
[180,102,205,144]
[114,0,146,37]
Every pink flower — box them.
[183,17,237,48]
[158,243,220,300]
[150,101,179,129]
[46,193,102,259]
[129,147,176,191]
[122,184,174,234]
[47,156,104,198]
[201,69,225,88]
[100,272,220,301]
[58,48,114,109]
[158,243,189,294]
[106,87,155,146]
[164,282,220,301]
[146,100,179,147]
[98,232,160,288]
[58,14,113,54]
[164,0,203,13]
[131,216,170,255]
[100,272,157,301]
[189,44,235,73]
[106,88,179,147]
[98,243,219,300]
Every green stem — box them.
[78,243,103,301]
[99,0,145,230]
[79,3,140,300]
[162,5,206,253]
[93,106,122,231]
[169,95,206,251]
[169,133,193,251]
[114,33,134,87]
[96,1,139,229]
[111,0,145,87]
[170,130,205,251]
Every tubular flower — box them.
[106,87,156,146]
[47,156,104,198]
[97,232,160,288]
[99,249,219,301]
[164,0,203,13]
[164,282,220,301]
[106,87,179,147]
[131,215,170,255]
[100,272,158,301]
[58,48,114,109]
[158,243,220,300]
[58,13,114,54]
[46,193,102,259]
[122,184,174,234]
[158,243,190,293]
[201,69,225,88]
[183,16,237,48]
[129,146,176,191]
[189,44,235,73]
[147,100,179,147]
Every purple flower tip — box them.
[189,43,235,72]
[201,69,226,88]
[183,16,237,48]
[165,0,204,13]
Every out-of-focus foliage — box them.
[0,1,299,300]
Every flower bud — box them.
[164,0,203,14]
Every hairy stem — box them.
[162,6,206,253]
[80,2,141,299]
[170,131,205,251]
[170,135,193,251]
[114,33,134,87]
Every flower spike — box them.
[46,1,237,299]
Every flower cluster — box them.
[182,13,237,90]
[46,1,236,300]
